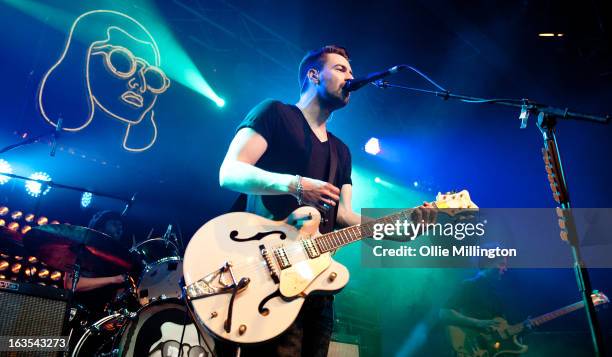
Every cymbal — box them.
[24,225,138,275]
[0,226,28,257]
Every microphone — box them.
[343,65,406,93]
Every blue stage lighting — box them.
[374,177,382,184]
[0,159,12,185]
[25,172,52,197]
[365,138,380,155]
[81,192,92,208]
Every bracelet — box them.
[295,175,303,205]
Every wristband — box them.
[295,175,303,205]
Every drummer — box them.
[63,210,132,315]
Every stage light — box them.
[24,213,35,222]
[81,192,93,208]
[50,220,60,225]
[0,159,12,184]
[11,263,22,274]
[7,222,19,231]
[37,216,48,225]
[371,175,393,189]
[25,267,37,277]
[27,256,38,264]
[0,275,5,279]
[413,181,419,188]
[38,269,49,279]
[25,172,52,197]
[0,261,8,271]
[365,138,381,155]
[0,219,5,227]
[538,33,564,37]
[50,271,62,281]
[21,225,32,234]
[0,206,8,216]
[11,211,23,220]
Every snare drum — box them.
[133,238,184,305]
[72,300,213,357]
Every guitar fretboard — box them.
[313,208,415,253]
[526,297,603,327]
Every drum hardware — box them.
[10,222,200,355]
[24,224,141,354]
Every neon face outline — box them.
[38,10,170,152]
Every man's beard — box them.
[321,89,349,110]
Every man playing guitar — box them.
[217,44,435,356]
[217,44,358,357]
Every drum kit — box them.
[0,224,214,357]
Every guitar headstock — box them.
[592,291,609,306]
[433,190,478,217]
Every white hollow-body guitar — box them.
[183,190,477,344]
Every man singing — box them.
[219,44,357,357]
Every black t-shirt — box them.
[232,99,352,233]
[444,275,505,320]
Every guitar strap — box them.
[320,136,339,232]
[328,136,338,187]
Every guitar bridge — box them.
[186,262,249,300]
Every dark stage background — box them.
[0,0,611,356]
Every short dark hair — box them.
[88,210,123,231]
[298,45,350,93]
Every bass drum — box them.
[72,300,214,357]
[118,300,214,357]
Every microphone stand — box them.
[376,81,609,356]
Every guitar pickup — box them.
[302,238,320,259]
[273,246,291,269]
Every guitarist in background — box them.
[439,253,509,356]
[218,44,434,356]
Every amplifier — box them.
[0,280,71,356]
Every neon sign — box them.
[38,10,170,152]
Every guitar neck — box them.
[313,208,414,253]
[525,301,587,328]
